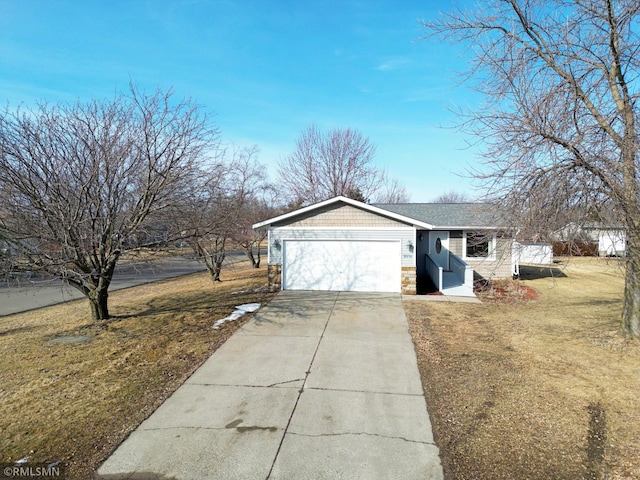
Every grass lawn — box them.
[0,262,275,479]
[405,256,640,480]
[3,256,638,480]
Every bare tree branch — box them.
[0,85,219,320]
[423,0,640,337]
[432,190,473,203]
[278,124,388,205]
[178,145,272,280]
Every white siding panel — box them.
[598,230,626,256]
[514,242,553,265]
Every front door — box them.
[429,231,450,270]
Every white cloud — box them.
[375,57,410,71]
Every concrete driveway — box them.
[96,291,444,480]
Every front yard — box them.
[0,262,275,479]
[1,256,638,479]
[406,257,640,480]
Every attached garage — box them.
[282,240,401,292]
[253,197,425,294]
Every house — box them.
[253,196,515,297]
[552,222,627,257]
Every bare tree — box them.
[0,86,218,320]
[508,173,614,243]
[424,0,640,338]
[232,181,283,268]
[181,145,268,280]
[278,125,386,205]
[373,178,412,204]
[432,190,472,203]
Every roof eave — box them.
[252,196,434,230]
[435,225,508,230]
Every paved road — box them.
[96,291,444,480]
[0,253,248,317]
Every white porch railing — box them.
[425,253,443,292]
[426,252,475,296]
[449,253,474,289]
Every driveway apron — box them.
[96,291,444,480]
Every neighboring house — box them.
[252,196,515,297]
[552,222,627,257]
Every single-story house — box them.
[253,196,515,297]
[552,222,627,257]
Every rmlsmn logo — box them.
[1,463,65,479]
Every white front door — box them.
[428,231,450,270]
[282,240,401,292]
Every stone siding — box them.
[401,266,417,295]
[267,264,282,292]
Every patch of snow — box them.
[231,286,270,295]
[213,303,261,330]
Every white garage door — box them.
[282,240,401,292]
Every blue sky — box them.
[0,0,482,202]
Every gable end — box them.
[272,203,412,228]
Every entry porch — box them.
[416,230,475,298]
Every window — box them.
[465,232,494,258]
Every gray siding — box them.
[449,236,463,257]
[465,237,514,279]
[269,228,415,267]
[274,203,411,228]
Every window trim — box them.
[462,230,497,260]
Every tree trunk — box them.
[206,252,225,282]
[209,265,220,281]
[622,231,640,338]
[244,246,260,268]
[89,287,110,321]
[65,275,112,321]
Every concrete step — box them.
[442,272,475,297]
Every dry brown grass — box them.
[405,256,640,480]
[0,262,274,479]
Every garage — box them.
[282,240,401,292]
[252,196,426,295]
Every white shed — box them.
[513,242,553,276]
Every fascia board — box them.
[253,196,434,230]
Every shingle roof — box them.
[374,203,508,229]
[253,196,434,230]
[253,196,511,230]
